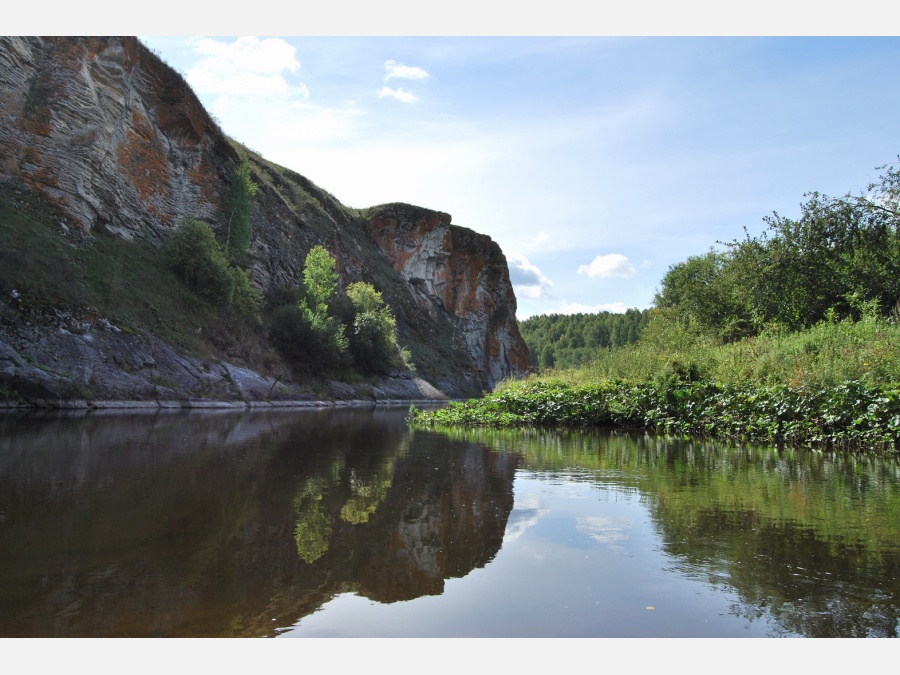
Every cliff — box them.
[0,36,529,406]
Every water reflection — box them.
[443,427,900,638]
[3,411,898,637]
[0,408,517,637]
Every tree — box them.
[654,248,749,341]
[270,246,348,373]
[346,281,399,374]
[539,344,555,370]
[167,217,261,312]
[303,245,339,315]
[221,162,258,260]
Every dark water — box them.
[0,407,897,637]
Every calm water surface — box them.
[1,407,897,637]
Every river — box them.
[0,406,897,637]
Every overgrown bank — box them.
[414,158,900,455]
[410,378,900,453]
[412,313,900,454]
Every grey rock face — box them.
[0,36,530,404]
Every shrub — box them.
[346,281,399,374]
[167,217,261,312]
[269,301,348,373]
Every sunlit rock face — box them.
[0,36,227,241]
[0,36,528,399]
[365,203,530,389]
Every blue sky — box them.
[139,35,900,319]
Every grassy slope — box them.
[540,312,900,390]
[0,185,275,370]
[413,315,900,453]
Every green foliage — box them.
[221,162,258,260]
[654,249,750,342]
[303,245,339,315]
[346,281,399,375]
[269,300,348,373]
[271,248,406,377]
[656,159,900,339]
[547,311,900,392]
[411,378,900,453]
[518,308,651,371]
[168,217,229,296]
[167,217,262,313]
[270,246,349,373]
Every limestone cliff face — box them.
[0,36,228,242]
[365,204,530,389]
[0,36,529,400]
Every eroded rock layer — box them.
[365,204,530,389]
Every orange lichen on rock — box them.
[117,108,172,203]
[187,162,220,209]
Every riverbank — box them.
[0,295,461,409]
[410,378,900,454]
[0,398,445,411]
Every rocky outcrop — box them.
[0,36,227,242]
[0,298,444,407]
[365,204,530,389]
[0,36,529,404]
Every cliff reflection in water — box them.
[0,408,517,637]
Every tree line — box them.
[518,308,651,370]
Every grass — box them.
[555,313,900,390]
[411,314,900,454]
[0,186,271,369]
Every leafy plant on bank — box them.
[410,378,900,453]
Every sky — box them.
[135,34,900,319]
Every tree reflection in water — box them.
[445,427,900,638]
[0,407,517,637]
[2,410,897,637]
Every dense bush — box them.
[269,249,405,376]
[346,282,399,374]
[655,159,900,340]
[411,378,900,453]
[269,301,349,373]
[167,217,261,312]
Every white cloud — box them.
[576,516,630,551]
[559,302,631,314]
[384,59,429,82]
[577,253,636,278]
[507,252,553,299]
[377,86,418,104]
[186,37,305,99]
[211,96,362,146]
